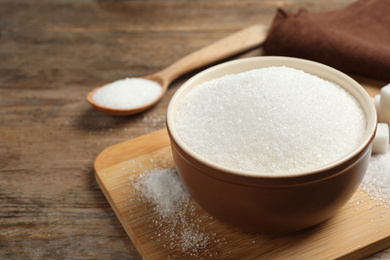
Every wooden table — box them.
[1,0,388,259]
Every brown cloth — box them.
[263,0,390,81]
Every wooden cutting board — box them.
[94,128,390,259]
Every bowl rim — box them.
[166,56,378,179]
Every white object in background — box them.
[373,94,381,121]
[380,84,390,125]
[382,109,390,125]
[372,123,389,154]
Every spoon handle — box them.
[156,24,269,88]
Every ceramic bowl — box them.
[166,56,377,233]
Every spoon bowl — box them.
[87,24,268,116]
[87,75,167,116]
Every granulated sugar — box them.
[362,148,390,206]
[92,77,162,109]
[175,66,366,175]
[135,168,190,217]
[132,168,214,256]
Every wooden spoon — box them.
[87,24,269,116]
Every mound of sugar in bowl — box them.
[175,66,367,176]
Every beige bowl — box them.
[166,56,377,233]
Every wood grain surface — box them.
[1,0,389,259]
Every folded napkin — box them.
[263,0,390,81]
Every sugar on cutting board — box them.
[363,147,390,207]
[131,168,217,256]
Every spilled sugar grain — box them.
[135,168,189,218]
[131,168,219,257]
[362,148,390,208]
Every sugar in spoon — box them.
[87,24,269,116]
